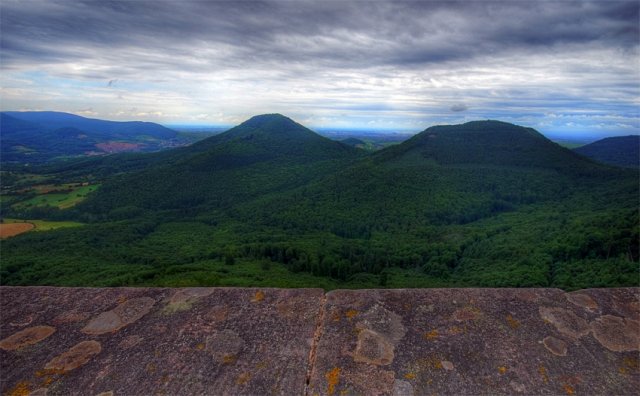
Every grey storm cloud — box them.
[0,0,638,136]
[450,104,468,112]
[1,0,637,74]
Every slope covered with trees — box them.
[574,135,639,168]
[1,116,637,290]
[1,111,195,162]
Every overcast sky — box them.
[1,0,638,137]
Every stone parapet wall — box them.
[1,287,638,395]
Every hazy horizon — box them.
[1,0,638,139]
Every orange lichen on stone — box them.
[0,326,56,351]
[543,336,568,356]
[452,307,480,322]
[44,341,102,372]
[251,290,265,302]
[195,343,205,351]
[256,361,268,369]
[326,367,341,395]
[331,310,341,322]
[345,309,358,320]
[539,365,549,384]
[6,381,30,396]
[223,354,237,364]
[617,357,639,375]
[146,363,157,373]
[35,368,66,377]
[424,329,439,340]
[498,366,507,374]
[623,356,639,371]
[590,315,640,352]
[404,372,416,380]
[40,376,54,387]
[236,372,251,385]
[82,297,156,335]
[506,314,521,329]
[448,326,464,335]
[414,355,446,372]
[563,383,575,395]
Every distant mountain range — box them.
[1,111,198,162]
[573,135,639,168]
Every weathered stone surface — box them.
[307,288,640,396]
[1,287,638,395]
[44,340,102,372]
[0,326,55,351]
[1,286,323,396]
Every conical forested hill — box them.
[375,120,595,171]
[76,114,362,217]
[180,113,359,169]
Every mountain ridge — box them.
[574,135,639,168]
[1,111,185,163]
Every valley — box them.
[0,114,637,290]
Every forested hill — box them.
[1,111,184,163]
[75,114,363,216]
[3,111,177,139]
[375,120,596,171]
[573,135,640,168]
[181,113,360,161]
[2,116,637,290]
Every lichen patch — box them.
[543,336,568,356]
[0,326,56,351]
[566,293,599,312]
[353,329,395,366]
[590,315,640,352]
[452,307,480,322]
[441,360,454,370]
[82,297,155,335]
[44,341,102,372]
[164,288,213,313]
[205,329,244,362]
[539,307,590,339]
[326,367,341,395]
[392,379,414,396]
[356,304,406,344]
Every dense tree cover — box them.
[1,116,638,290]
[574,135,640,168]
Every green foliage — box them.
[1,117,638,290]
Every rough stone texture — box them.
[0,287,323,396]
[1,287,638,395]
[307,288,640,396]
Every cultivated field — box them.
[0,218,84,238]
[0,222,34,238]
[11,184,99,210]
